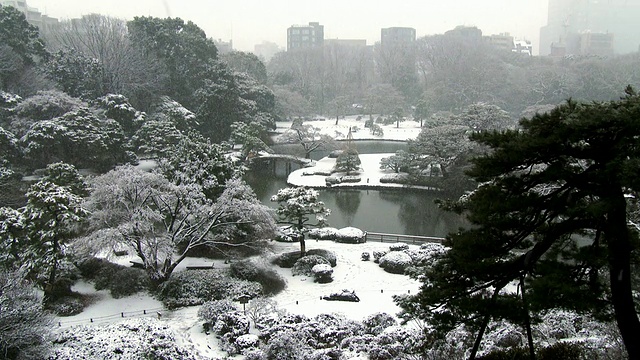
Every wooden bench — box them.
[185,264,214,270]
[130,261,144,269]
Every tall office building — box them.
[287,22,324,51]
[540,0,640,56]
[380,27,416,47]
[1,0,58,33]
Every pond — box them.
[245,141,466,237]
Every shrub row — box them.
[75,257,149,298]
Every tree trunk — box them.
[299,237,306,257]
[606,192,640,359]
[470,288,500,359]
[520,275,536,360]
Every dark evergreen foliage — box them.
[397,88,640,359]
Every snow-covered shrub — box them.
[378,251,413,274]
[244,349,266,360]
[108,267,149,298]
[234,334,260,354]
[77,257,148,298]
[312,264,334,283]
[158,270,262,309]
[373,251,388,263]
[46,295,84,316]
[322,289,360,302]
[308,348,343,360]
[307,248,337,267]
[214,311,250,342]
[340,334,376,352]
[361,252,370,261]
[537,342,586,359]
[335,227,366,243]
[50,319,195,360]
[271,251,301,268]
[246,297,286,331]
[230,258,286,295]
[264,330,314,360]
[389,242,409,252]
[404,242,447,268]
[198,299,237,330]
[325,176,341,185]
[341,175,361,183]
[292,255,330,276]
[363,313,397,335]
[367,326,422,360]
[380,173,409,184]
[308,227,339,240]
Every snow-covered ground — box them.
[275,116,424,189]
[54,241,424,359]
[274,115,423,142]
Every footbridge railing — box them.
[364,232,445,245]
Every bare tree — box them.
[82,166,277,285]
[45,15,166,108]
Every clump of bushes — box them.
[312,264,334,283]
[378,252,413,274]
[373,251,388,263]
[322,289,360,302]
[307,227,366,243]
[335,227,366,243]
[157,269,262,309]
[292,255,330,277]
[363,313,398,335]
[308,227,339,240]
[230,259,287,295]
[389,243,409,252]
[272,249,337,268]
[75,257,149,298]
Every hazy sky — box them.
[28,0,548,54]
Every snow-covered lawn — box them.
[288,153,412,189]
[54,240,423,358]
[274,115,423,142]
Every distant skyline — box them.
[26,0,548,54]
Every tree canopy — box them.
[397,88,640,359]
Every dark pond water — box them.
[245,141,466,237]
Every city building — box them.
[484,33,515,52]
[1,0,58,33]
[253,41,283,62]
[287,22,324,51]
[540,0,640,56]
[513,39,533,56]
[380,27,416,47]
[214,39,233,54]
[444,25,483,42]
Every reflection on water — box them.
[245,140,466,237]
[244,167,465,237]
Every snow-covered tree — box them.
[271,187,330,255]
[334,148,361,175]
[0,207,24,269]
[20,107,128,170]
[380,150,412,173]
[130,119,184,159]
[94,93,145,136]
[408,124,475,178]
[277,124,335,159]
[229,121,271,161]
[148,96,196,131]
[459,102,513,132]
[82,166,276,285]
[0,269,52,359]
[44,48,104,99]
[156,133,240,201]
[23,180,87,299]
